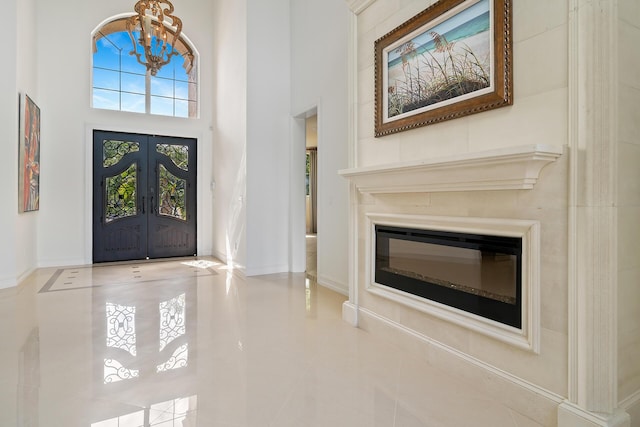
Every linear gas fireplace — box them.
[375,225,522,329]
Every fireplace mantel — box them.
[339,144,563,194]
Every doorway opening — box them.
[305,115,318,280]
[92,130,197,263]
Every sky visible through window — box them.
[93,30,195,118]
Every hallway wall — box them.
[291,0,351,293]
[0,0,38,289]
[211,0,248,269]
[245,0,293,276]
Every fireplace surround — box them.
[364,213,540,352]
[339,146,560,353]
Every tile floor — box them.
[306,234,317,282]
[0,257,543,427]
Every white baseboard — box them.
[558,402,630,427]
[316,275,348,296]
[17,267,36,287]
[0,277,16,290]
[620,390,640,427]
[342,301,358,326]
[210,249,229,264]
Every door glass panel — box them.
[103,140,140,167]
[158,164,186,220]
[157,144,189,171]
[105,163,137,223]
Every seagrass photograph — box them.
[374,0,512,137]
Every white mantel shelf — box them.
[339,144,564,194]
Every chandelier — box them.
[126,0,185,76]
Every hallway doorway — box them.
[92,130,197,263]
[305,116,318,279]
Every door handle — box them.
[150,196,155,214]
[142,197,146,214]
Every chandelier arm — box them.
[126,16,147,68]
[127,0,187,76]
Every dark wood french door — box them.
[93,130,197,263]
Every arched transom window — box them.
[92,17,198,118]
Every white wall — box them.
[617,0,640,417]
[291,0,351,293]
[34,0,215,267]
[0,0,18,289]
[211,0,248,269]
[244,0,292,276]
[0,6,19,423]
[0,0,37,289]
[15,0,39,284]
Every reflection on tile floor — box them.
[0,257,544,427]
[306,234,317,282]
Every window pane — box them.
[122,52,143,74]
[151,96,174,116]
[91,22,198,118]
[121,93,145,114]
[151,76,174,97]
[93,89,120,111]
[154,61,175,79]
[171,55,186,77]
[175,100,188,118]
[174,81,188,100]
[121,72,146,95]
[93,68,120,91]
[120,31,144,74]
[93,38,122,70]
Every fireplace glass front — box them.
[375,225,522,328]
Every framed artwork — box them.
[19,93,40,212]
[374,0,512,137]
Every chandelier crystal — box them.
[126,0,184,76]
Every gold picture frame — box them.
[375,0,512,137]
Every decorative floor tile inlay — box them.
[39,258,220,293]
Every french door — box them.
[93,130,197,263]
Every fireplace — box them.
[375,225,522,329]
